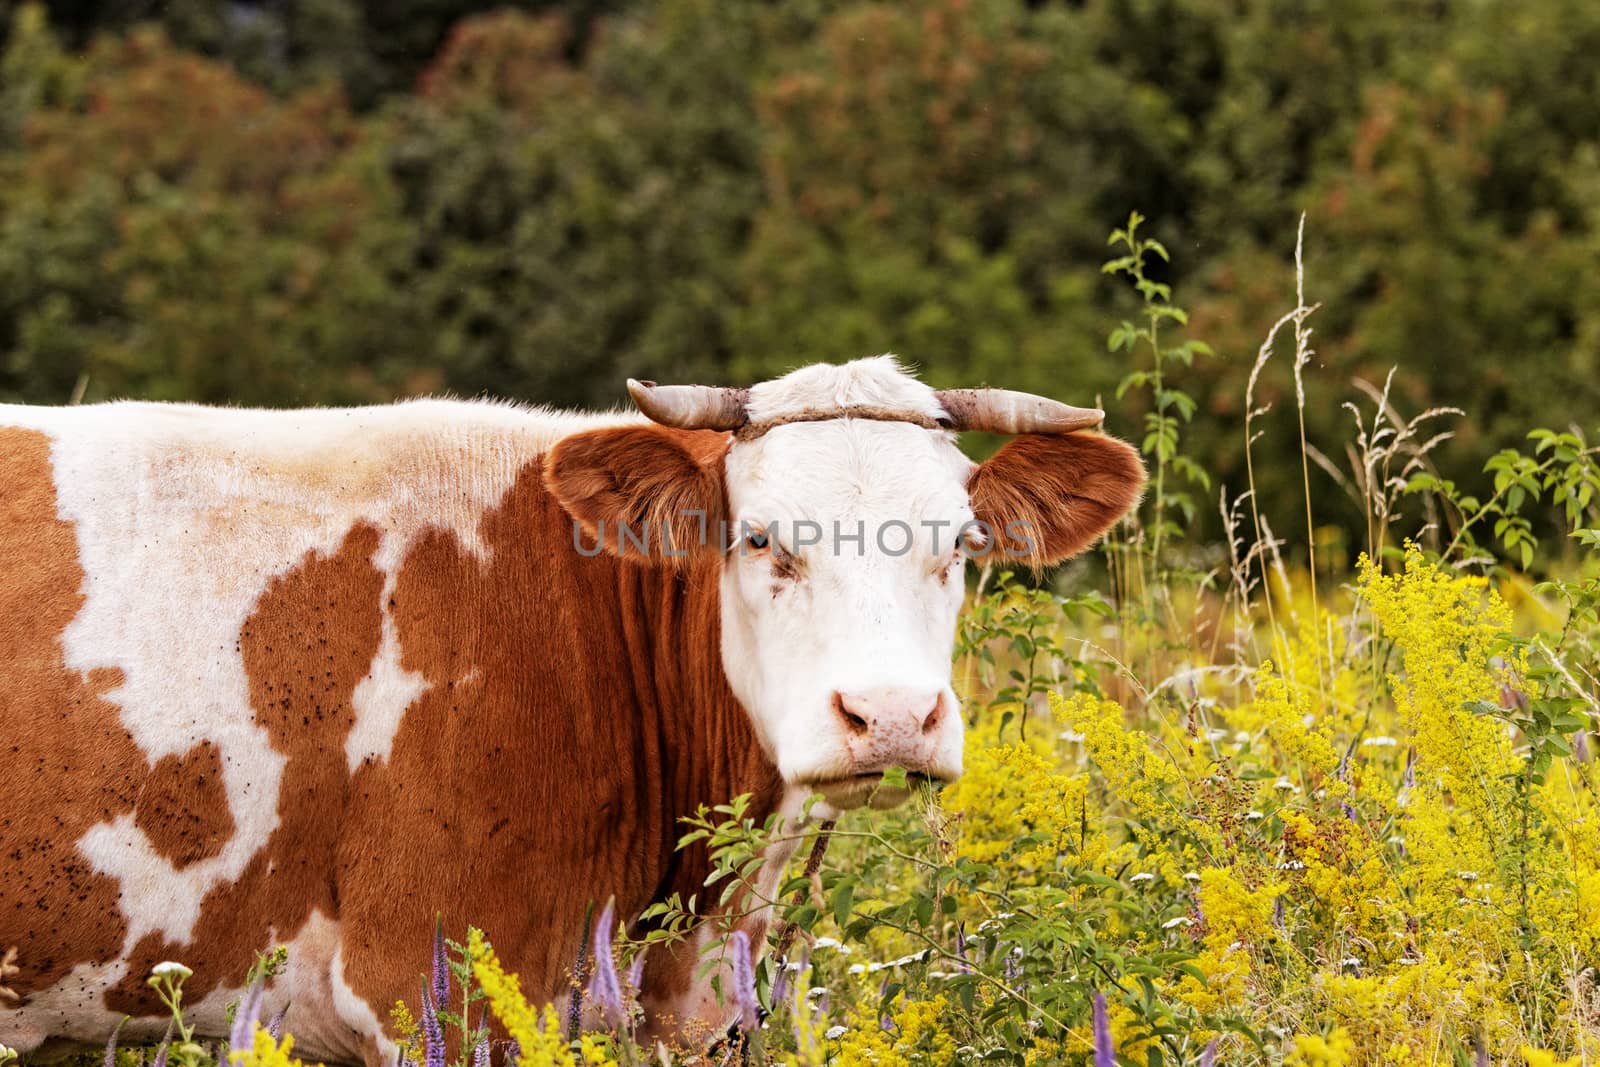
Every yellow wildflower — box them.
[389,1001,418,1066]
[229,1028,320,1067]
[1522,1049,1581,1067]
[1197,867,1280,946]
[1285,1027,1354,1067]
[1359,546,1519,830]
[829,994,955,1067]
[469,928,580,1067]
[943,740,1097,869]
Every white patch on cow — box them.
[217,911,393,1067]
[330,940,397,1067]
[0,959,154,1053]
[347,589,431,771]
[718,358,970,800]
[76,805,264,945]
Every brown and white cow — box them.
[0,356,1142,1063]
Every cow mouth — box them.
[801,771,946,811]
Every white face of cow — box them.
[719,418,974,809]
[546,356,1145,812]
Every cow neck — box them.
[615,554,791,1024]
[616,554,785,871]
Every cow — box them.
[0,356,1142,1063]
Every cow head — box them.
[546,357,1144,812]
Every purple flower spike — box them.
[103,1020,124,1067]
[626,949,646,997]
[1578,731,1592,764]
[230,978,266,1053]
[504,1039,520,1067]
[471,1012,490,1067]
[1201,1038,1217,1067]
[419,981,445,1067]
[728,930,760,1034]
[568,934,587,1040]
[770,957,790,1008]
[266,1002,290,1042]
[1474,1043,1489,1067]
[430,917,449,1010]
[1091,992,1113,1067]
[586,900,627,1030]
[151,1036,170,1067]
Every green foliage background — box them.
[0,0,1596,545]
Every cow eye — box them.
[744,530,770,552]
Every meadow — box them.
[3,1,1598,1062]
[16,218,1595,1067]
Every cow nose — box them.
[832,687,946,740]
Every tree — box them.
[0,20,402,404]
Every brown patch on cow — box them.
[107,523,384,1014]
[968,432,1146,567]
[337,429,784,1040]
[0,428,145,1002]
[134,742,236,870]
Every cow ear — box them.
[967,433,1145,567]
[545,426,729,565]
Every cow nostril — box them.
[833,692,871,736]
[921,693,946,734]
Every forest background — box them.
[1,0,1597,553]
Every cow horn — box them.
[933,388,1103,434]
[627,379,750,431]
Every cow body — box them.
[1,357,1143,1063]
[0,399,788,1062]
